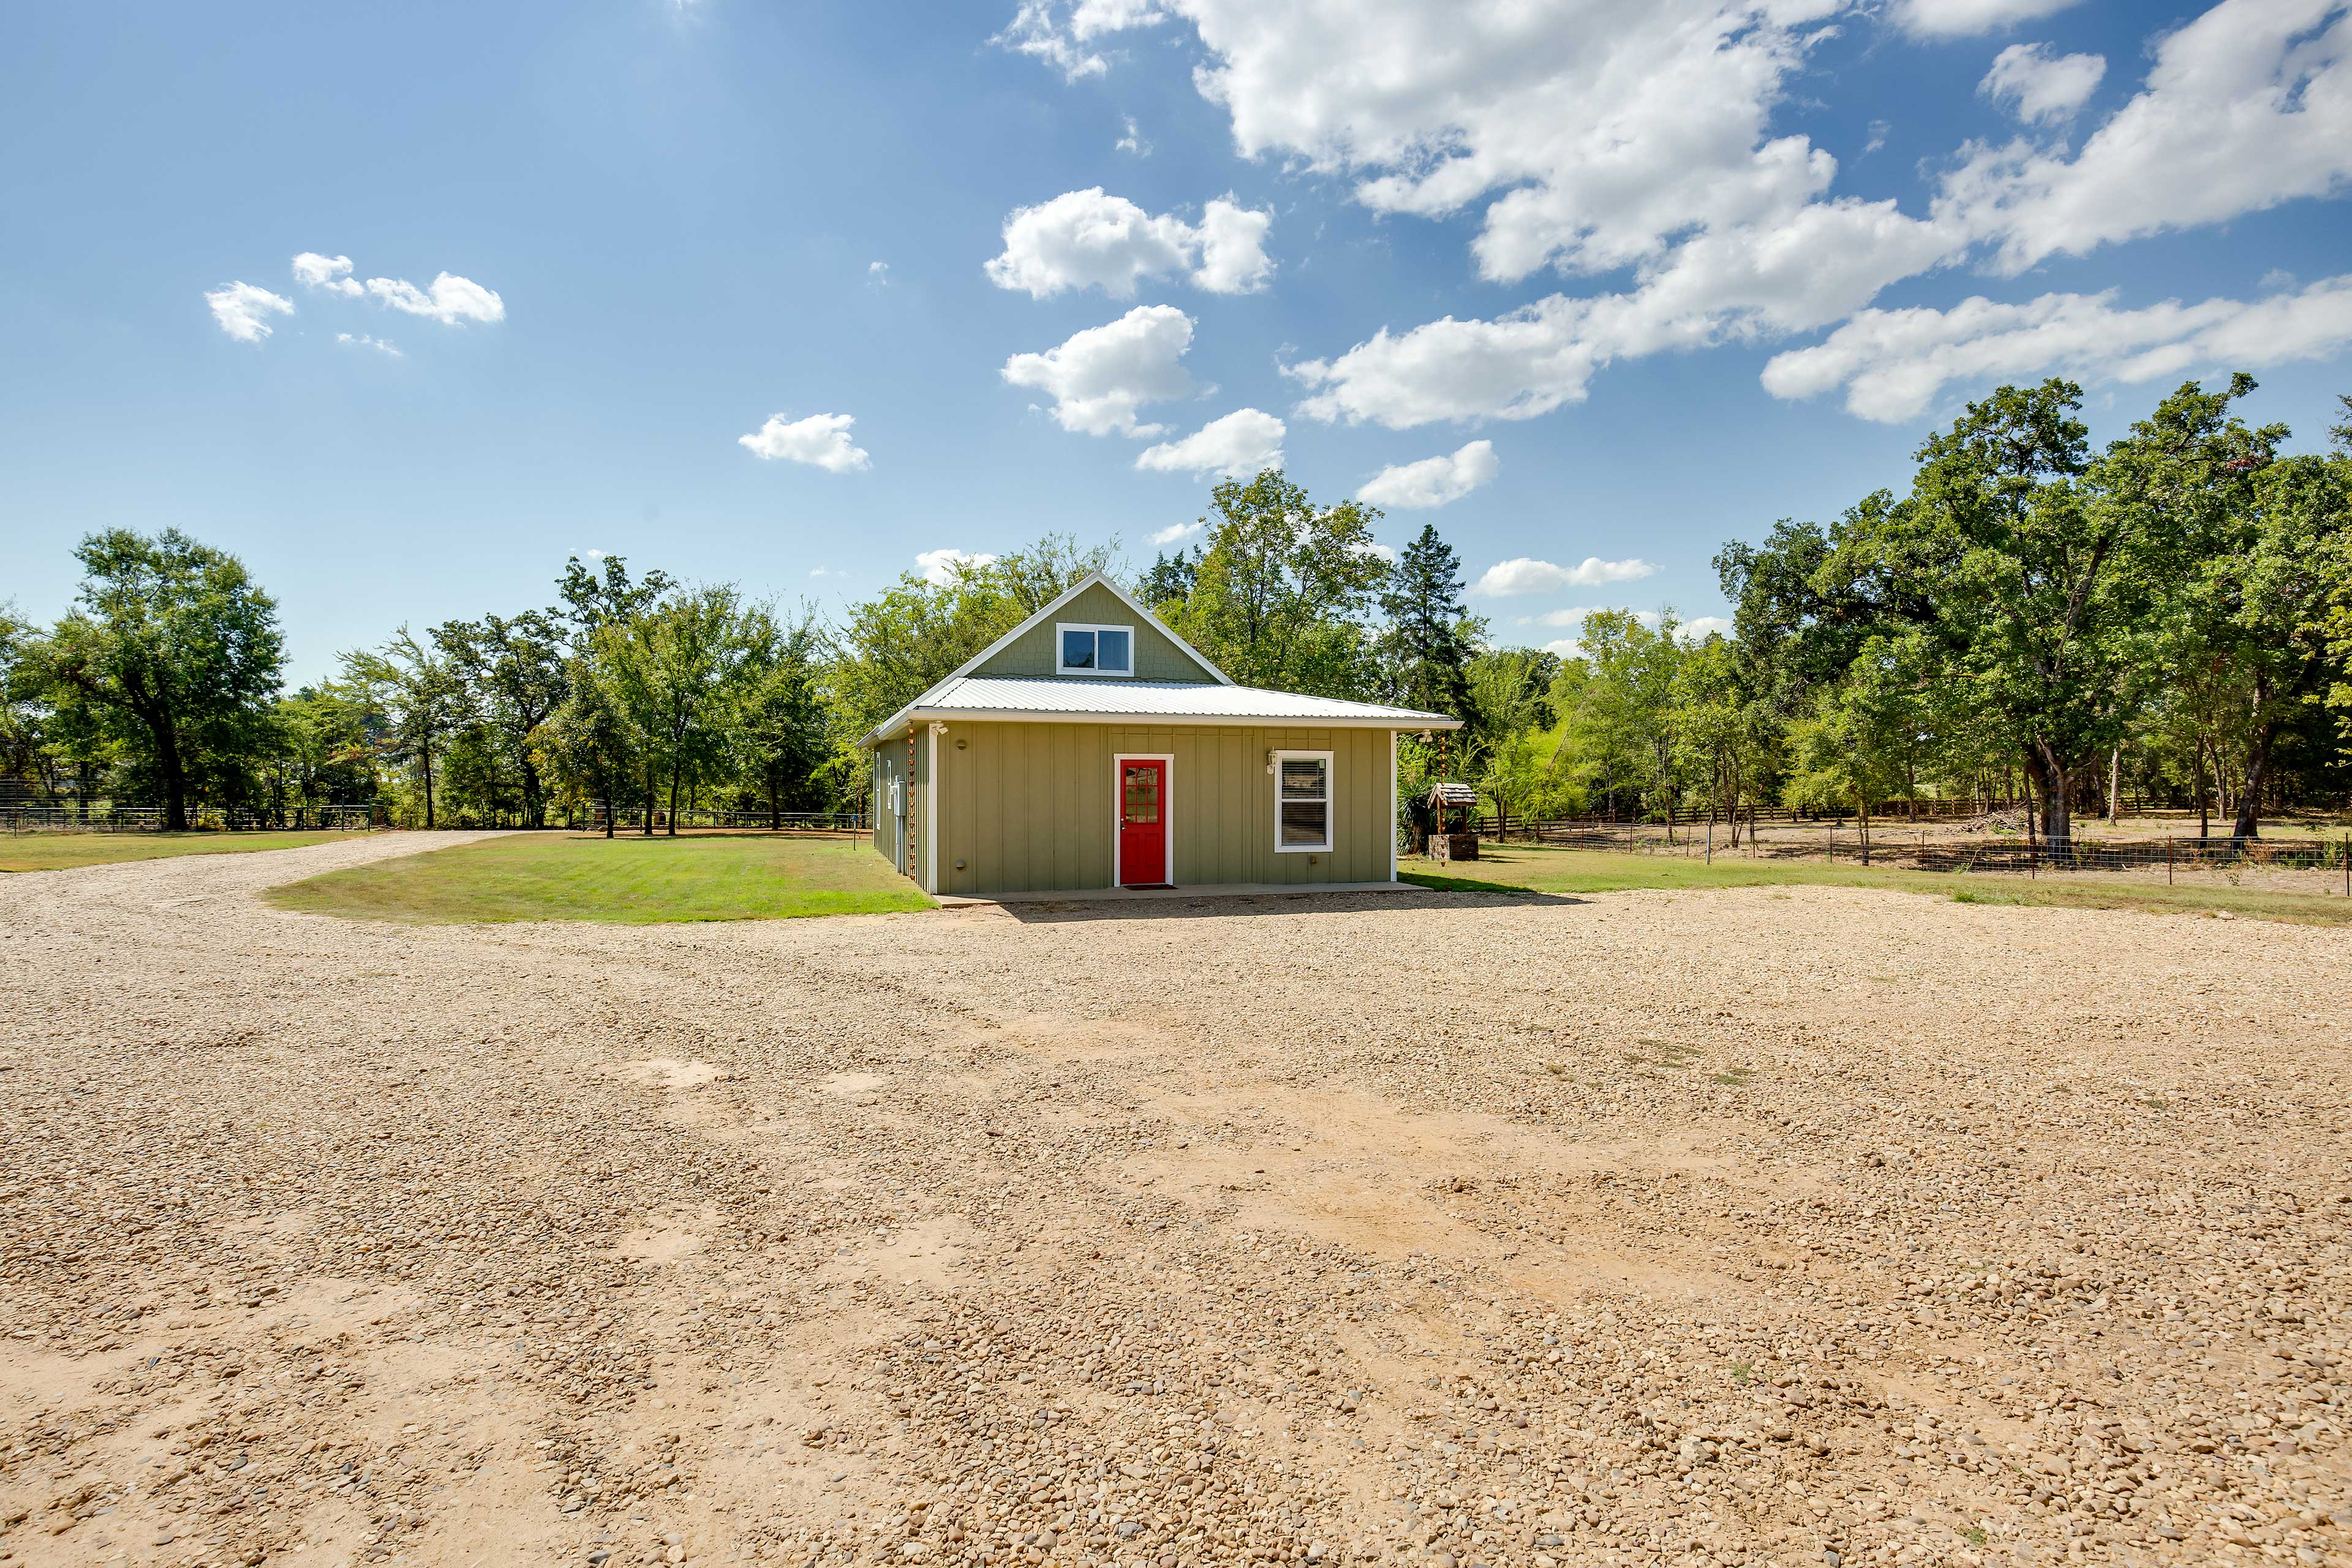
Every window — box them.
[1056,623,1133,676]
[1273,750,1332,853]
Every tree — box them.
[1378,524,1482,720]
[601,586,755,835]
[1779,638,1921,863]
[826,564,1025,745]
[736,604,831,827]
[539,655,642,837]
[1672,635,1777,845]
[1165,469,1388,696]
[435,609,570,827]
[344,627,467,829]
[1553,609,1689,834]
[1139,548,1200,610]
[1857,380,2147,857]
[26,529,284,830]
[269,683,377,827]
[993,533,1120,615]
[559,553,673,640]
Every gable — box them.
[970,580,1219,682]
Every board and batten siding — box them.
[929,722,1390,896]
[968,582,1216,683]
[869,731,930,887]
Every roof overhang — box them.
[864,706,1462,747]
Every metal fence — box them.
[2,804,379,834]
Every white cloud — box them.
[1980,43,2105,124]
[204,282,293,342]
[292,252,364,297]
[1116,115,1151,156]
[1760,274,2352,422]
[916,548,1001,586]
[1887,0,2083,37]
[993,0,1169,80]
[1939,0,2352,276]
[1149,519,1205,546]
[737,412,874,472]
[335,332,402,357]
[867,260,890,285]
[1357,440,1500,510]
[809,567,834,578]
[364,272,505,325]
[984,188,1273,299]
[1355,541,1401,564]
[1134,407,1286,477]
[1684,615,1733,638]
[1192,197,1275,293]
[1001,305,1196,436]
[1474,556,1657,596]
[583,549,612,562]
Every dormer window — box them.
[1057,623,1133,677]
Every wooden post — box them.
[2168,836,2174,886]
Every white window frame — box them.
[1055,622,1135,677]
[1272,748,1334,854]
[1110,752,1176,887]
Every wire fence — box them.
[584,808,870,835]
[1468,815,2352,891]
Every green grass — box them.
[1400,843,2352,925]
[265,831,934,924]
[0,829,369,873]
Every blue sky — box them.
[5,0,2350,684]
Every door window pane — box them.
[1123,765,1159,823]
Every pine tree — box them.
[1378,524,1478,719]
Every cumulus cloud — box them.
[1357,440,1500,510]
[1887,0,2083,37]
[204,282,293,342]
[1685,616,1733,638]
[292,252,364,297]
[1116,115,1151,156]
[1473,556,1657,596]
[993,0,1170,80]
[1001,305,1196,437]
[737,412,874,472]
[336,332,402,357]
[1760,274,2352,422]
[1134,408,1287,477]
[1939,0,2352,276]
[985,188,1273,299]
[1980,43,2105,124]
[1149,520,1205,546]
[365,272,506,325]
[916,548,1000,586]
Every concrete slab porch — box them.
[936,880,1418,908]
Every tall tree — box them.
[1857,379,2147,856]
[993,533,1120,615]
[26,529,284,831]
[435,609,570,827]
[1378,524,1482,719]
[344,627,467,829]
[601,586,755,835]
[826,562,1025,745]
[1165,469,1388,696]
[559,553,673,641]
[736,603,831,827]
[1138,548,1200,610]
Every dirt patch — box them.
[1,851,2348,1568]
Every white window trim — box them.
[1055,622,1136,677]
[1111,753,1175,887]
[1272,748,1334,855]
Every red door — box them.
[1119,759,1167,885]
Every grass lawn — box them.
[1401,842,2352,926]
[265,831,934,924]
[1,829,371,874]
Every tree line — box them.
[4,375,2349,851]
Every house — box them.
[860,573,1462,897]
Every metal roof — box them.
[863,676,1461,745]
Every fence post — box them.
[2167,837,2173,886]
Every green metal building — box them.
[862,573,1460,897]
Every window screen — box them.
[1278,755,1330,848]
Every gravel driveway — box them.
[2,834,2346,1568]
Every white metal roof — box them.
[862,676,1461,745]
